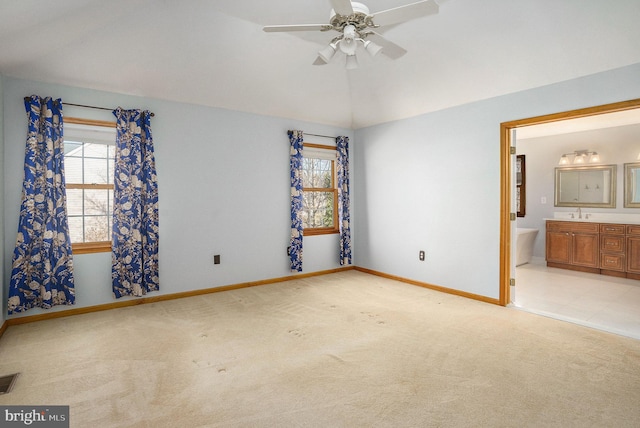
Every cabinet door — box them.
[627,236,640,273]
[572,232,599,268]
[546,231,571,264]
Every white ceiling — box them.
[1,0,639,129]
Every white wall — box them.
[517,124,640,258]
[2,77,354,319]
[353,63,640,300]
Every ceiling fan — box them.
[263,0,440,69]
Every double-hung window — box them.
[302,143,338,235]
[64,118,116,254]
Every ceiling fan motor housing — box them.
[329,2,375,33]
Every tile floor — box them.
[512,258,640,340]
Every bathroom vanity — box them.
[546,220,640,279]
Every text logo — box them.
[1,406,69,427]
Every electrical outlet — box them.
[419,250,425,261]
[213,255,221,265]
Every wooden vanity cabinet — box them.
[546,221,599,273]
[546,220,640,279]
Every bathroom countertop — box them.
[545,217,640,225]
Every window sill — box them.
[303,228,339,236]
[72,242,111,254]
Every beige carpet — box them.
[0,270,639,427]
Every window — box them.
[64,118,117,254]
[302,144,338,235]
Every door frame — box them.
[499,98,640,306]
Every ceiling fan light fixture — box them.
[318,42,338,63]
[345,54,358,70]
[343,24,357,40]
[339,25,358,56]
[364,40,383,57]
[338,38,357,55]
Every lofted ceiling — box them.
[0,0,639,129]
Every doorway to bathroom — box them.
[499,99,640,339]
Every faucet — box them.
[576,207,582,219]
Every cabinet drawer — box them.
[546,221,599,233]
[626,225,640,236]
[600,253,625,271]
[600,224,625,235]
[600,235,625,253]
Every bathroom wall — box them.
[516,123,640,258]
[2,77,354,319]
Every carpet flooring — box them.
[1,270,639,427]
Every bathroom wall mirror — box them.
[554,165,616,208]
[624,162,640,207]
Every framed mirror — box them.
[516,155,525,217]
[554,165,616,208]
[624,162,640,207]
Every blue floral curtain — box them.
[7,95,75,314]
[112,108,159,298]
[289,130,304,272]
[337,136,352,265]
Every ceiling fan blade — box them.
[367,32,407,59]
[372,0,439,27]
[330,0,354,16]
[263,24,333,32]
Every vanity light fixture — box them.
[557,150,601,165]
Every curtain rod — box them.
[305,133,336,139]
[23,98,155,117]
[64,102,155,117]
